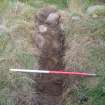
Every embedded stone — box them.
[46,13,60,24]
[38,25,47,33]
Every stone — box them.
[86,5,105,17]
[46,13,60,25]
[71,16,81,21]
[38,25,47,33]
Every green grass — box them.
[0,0,9,13]
[43,0,68,9]
[86,75,105,105]
[0,0,38,104]
[18,0,68,9]
[82,0,95,9]
[64,14,105,104]
[16,51,37,69]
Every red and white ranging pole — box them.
[10,69,96,77]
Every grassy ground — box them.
[0,0,105,105]
[64,17,105,105]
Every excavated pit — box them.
[33,7,66,105]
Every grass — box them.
[0,0,38,104]
[43,0,68,9]
[64,15,105,105]
[16,51,37,69]
[88,77,105,105]
[18,0,68,9]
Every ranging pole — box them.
[10,69,96,77]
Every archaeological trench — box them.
[33,7,66,105]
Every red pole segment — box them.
[49,71,96,76]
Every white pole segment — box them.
[10,69,49,73]
[86,73,96,76]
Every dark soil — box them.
[33,7,66,105]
